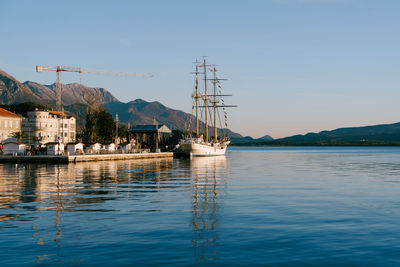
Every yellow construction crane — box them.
[36,65,154,111]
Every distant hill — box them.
[0,68,242,137]
[259,134,274,141]
[277,123,400,144]
[233,123,400,146]
[231,134,274,144]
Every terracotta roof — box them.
[48,111,71,118]
[0,107,22,118]
[4,141,25,145]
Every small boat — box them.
[180,58,235,157]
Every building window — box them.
[15,121,19,128]
[64,124,67,128]
[64,132,67,137]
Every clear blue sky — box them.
[1,0,400,138]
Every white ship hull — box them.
[180,138,229,157]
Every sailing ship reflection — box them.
[190,156,228,264]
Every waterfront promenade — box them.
[0,152,173,164]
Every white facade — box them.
[22,110,76,145]
[0,108,22,143]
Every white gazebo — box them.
[89,143,102,153]
[3,142,26,155]
[104,143,116,152]
[120,143,132,152]
[67,142,84,155]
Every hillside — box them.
[104,99,242,138]
[24,81,118,106]
[233,123,400,146]
[0,70,44,104]
[231,134,274,144]
[277,123,400,144]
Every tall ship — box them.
[180,59,235,157]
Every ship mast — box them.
[203,58,208,142]
[213,66,217,142]
[195,64,199,137]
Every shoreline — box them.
[0,152,174,164]
[231,143,400,147]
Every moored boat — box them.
[179,59,235,157]
[180,137,230,157]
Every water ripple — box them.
[1,149,400,264]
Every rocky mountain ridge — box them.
[0,68,243,137]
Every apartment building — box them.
[0,107,22,143]
[22,109,76,145]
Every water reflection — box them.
[0,159,175,234]
[0,156,231,264]
[3,147,400,265]
[190,156,228,264]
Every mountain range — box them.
[4,68,400,144]
[276,123,400,144]
[232,123,400,145]
[0,68,242,137]
[231,134,274,144]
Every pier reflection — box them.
[0,164,26,222]
[0,159,174,243]
[190,156,229,264]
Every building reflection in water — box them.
[0,164,26,222]
[0,158,174,248]
[190,156,229,264]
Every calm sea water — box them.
[1,147,400,265]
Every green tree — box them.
[118,124,128,141]
[84,109,98,143]
[11,131,26,142]
[95,110,115,143]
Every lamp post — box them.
[115,113,119,145]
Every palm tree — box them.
[11,131,26,142]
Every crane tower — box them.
[36,65,154,111]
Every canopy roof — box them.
[130,125,171,134]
